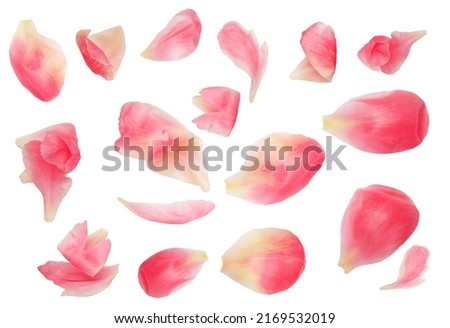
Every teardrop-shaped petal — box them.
[141,9,201,61]
[9,19,66,101]
[381,246,429,290]
[290,22,336,82]
[225,133,324,204]
[323,90,429,153]
[339,185,420,273]
[118,198,215,224]
[217,22,268,102]
[76,26,126,80]
[192,87,240,137]
[38,261,118,296]
[221,228,306,294]
[138,248,207,298]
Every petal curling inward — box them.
[323,90,429,153]
[221,228,306,294]
[339,185,419,273]
[9,19,66,101]
[192,87,240,137]
[290,22,336,82]
[141,9,201,61]
[76,26,125,80]
[225,133,324,204]
[138,248,207,298]
[217,22,268,102]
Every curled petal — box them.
[339,185,419,273]
[218,22,268,102]
[221,228,306,294]
[9,19,66,101]
[76,26,126,80]
[381,246,430,290]
[357,35,391,70]
[323,90,429,153]
[141,9,201,61]
[192,87,240,137]
[225,133,324,204]
[290,22,336,82]
[138,248,207,298]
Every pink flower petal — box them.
[38,261,118,296]
[221,228,306,294]
[357,35,391,70]
[323,90,429,153]
[138,248,207,298]
[225,133,324,204]
[76,26,126,80]
[217,22,268,102]
[290,22,336,82]
[9,19,66,101]
[141,9,201,61]
[339,185,420,273]
[192,87,240,137]
[381,246,430,290]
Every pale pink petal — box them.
[192,87,240,137]
[381,246,429,290]
[357,35,391,71]
[138,248,207,298]
[141,9,201,61]
[218,22,268,102]
[9,20,66,101]
[76,26,126,80]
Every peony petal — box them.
[290,22,336,82]
[357,35,391,71]
[38,261,118,296]
[221,228,306,294]
[9,19,66,101]
[76,26,126,80]
[192,87,240,137]
[323,90,429,153]
[381,246,429,290]
[138,248,207,298]
[217,22,268,102]
[339,185,419,273]
[225,133,324,204]
[141,9,201,61]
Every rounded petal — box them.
[357,35,391,70]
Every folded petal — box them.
[290,22,336,82]
[218,22,268,102]
[221,228,306,294]
[357,35,391,70]
[225,133,324,204]
[76,26,126,80]
[323,90,429,153]
[9,19,66,101]
[138,248,207,298]
[141,9,201,61]
[192,87,240,137]
[339,185,419,273]
[381,246,429,290]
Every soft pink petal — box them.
[357,35,391,71]
[217,22,268,102]
[9,20,66,101]
[141,9,201,61]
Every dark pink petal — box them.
[141,9,201,61]
[357,35,391,70]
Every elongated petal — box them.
[218,22,268,102]
[221,228,305,294]
[225,133,324,204]
[38,261,118,296]
[339,185,419,273]
[323,90,429,153]
[290,22,336,82]
[9,20,66,101]
[138,248,207,298]
[141,9,201,61]
[357,35,391,70]
[76,26,125,80]
[192,87,240,137]
[381,246,429,290]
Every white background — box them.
[1,0,448,327]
